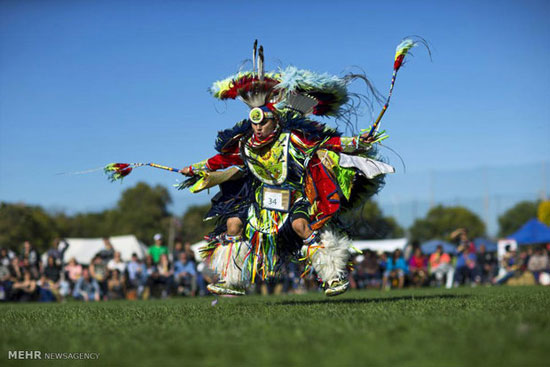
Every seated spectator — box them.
[12,268,38,302]
[73,267,101,301]
[408,248,428,287]
[362,250,382,288]
[37,274,58,302]
[174,252,197,296]
[0,255,13,301]
[0,247,14,267]
[107,251,126,274]
[383,249,408,290]
[20,257,40,280]
[144,255,163,299]
[107,269,126,300]
[454,244,478,286]
[157,254,174,297]
[494,246,519,285]
[126,253,146,297]
[183,241,196,263]
[527,247,549,283]
[64,257,83,288]
[44,256,61,283]
[476,244,497,284]
[429,245,454,289]
[378,252,388,275]
[171,241,184,263]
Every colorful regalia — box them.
[182,41,404,296]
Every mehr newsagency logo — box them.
[8,350,100,360]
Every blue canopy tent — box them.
[507,219,550,245]
[473,237,498,252]
[421,240,457,255]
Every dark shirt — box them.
[44,265,61,282]
[477,252,496,267]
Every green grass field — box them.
[1,286,549,367]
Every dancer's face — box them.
[251,118,277,140]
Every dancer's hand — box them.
[359,133,377,144]
[179,167,193,176]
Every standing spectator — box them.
[429,245,454,289]
[383,249,408,290]
[89,255,108,300]
[527,247,549,283]
[96,238,115,262]
[148,233,168,264]
[451,228,476,254]
[408,248,428,287]
[43,239,63,267]
[476,244,497,284]
[107,251,126,274]
[21,241,39,269]
[73,268,100,301]
[174,252,197,296]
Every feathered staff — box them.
[104,162,181,182]
[104,162,210,191]
[364,36,430,139]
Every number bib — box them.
[262,187,291,212]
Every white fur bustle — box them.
[307,230,352,282]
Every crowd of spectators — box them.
[0,235,203,302]
[350,232,550,290]
[1,231,549,302]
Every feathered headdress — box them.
[209,40,355,117]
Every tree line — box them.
[0,182,547,253]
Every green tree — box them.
[181,204,216,243]
[342,200,405,240]
[410,205,485,243]
[0,202,57,252]
[109,182,173,244]
[498,200,539,237]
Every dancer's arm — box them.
[179,145,243,176]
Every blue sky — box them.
[1,0,549,232]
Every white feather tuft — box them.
[308,231,352,282]
[208,240,250,288]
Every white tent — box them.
[190,240,207,262]
[62,235,148,265]
[351,238,408,253]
